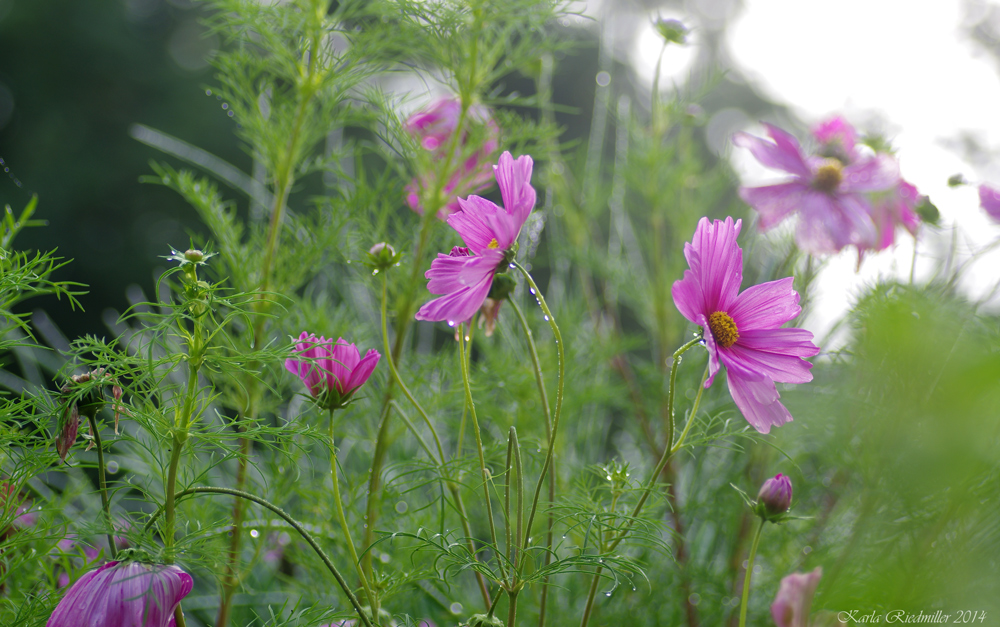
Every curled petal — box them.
[345,349,381,393]
[728,277,801,331]
[494,151,536,231]
[415,250,502,324]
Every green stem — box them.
[380,278,491,608]
[511,261,564,559]
[650,41,668,131]
[146,487,374,627]
[738,519,766,627]
[578,338,703,627]
[328,409,377,612]
[85,413,117,560]
[163,435,184,563]
[507,589,520,627]
[458,325,506,583]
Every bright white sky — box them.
[619,0,1000,344]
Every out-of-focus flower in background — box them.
[405,97,499,219]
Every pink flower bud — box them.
[757,473,792,520]
[56,403,80,462]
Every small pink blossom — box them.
[285,334,380,410]
[671,217,820,433]
[771,567,823,627]
[978,183,1000,222]
[405,97,500,219]
[47,561,193,627]
[734,122,900,254]
[757,473,793,519]
[416,151,536,326]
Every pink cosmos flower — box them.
[671,217,820,433]
[978,183,1000,222]
[405,97,500,219]
[869,179,921,253]
[285,333,380,410]
[415,151,536,326]
[47,561,193,627]
[771,567,823,627]
[734,123,900,254]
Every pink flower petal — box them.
[330,340,361,394]
[726,372,793,434]
[732,126,811,179]
[739,183,812,230]
[728,277,801,331]
[841,153,899,193]
[494,151,536,231]
[415,250,502,324]
[345,349,381,393]
[771,567,823,627]
[979,183,1000,222]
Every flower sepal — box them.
[465,613,505,627]
[310,382,365,413]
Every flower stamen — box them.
[487,238,500,249]
[812,160,843,193]
[708,311,740,348]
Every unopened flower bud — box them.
[56,403,80,462]
[756,473,792,521]
[947,173,967,187]
[365,242,402,273]
[184,249,205,263]
[655,18,688,45]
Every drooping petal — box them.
[795,192,877,254]
[725,372,793,434]
[738,182,812,230]
[732,126,811,179]
[841,153,899,193]
[415,250,502,324]
[722,339,814,385]
[345,349,381,393]
[979,183,1000,222]
[494,151,536,232]
[728,277,801,331]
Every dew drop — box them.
[449,603,463,615]
[205,89,212,96]
[221,103,228,109]
[227,111,234,117]
[605,592,612,597]
[105,460,119,474]
[250,529,259,538]
[447,321,456,327]
[379,552,391,563]
[395,501,408,514]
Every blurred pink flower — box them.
[978,183,1000,222]
[47,561,193,627]
[671,217,820,433]
[734,122,899,254]
[285,334,380,410]
[405,97,500,219]
[771,567,823,627]
[416,151,535,326]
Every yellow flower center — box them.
[708,311,739,348]
[487,238,500,249]
[812,160,843,193]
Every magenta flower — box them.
[734,123,899,254]
[771,567,823,627]
[415,151,536,326]
[869,179,921,252]
[405,97,500,219]
[285,333,380,410]
[978,183,1000,222]
[47,561,193,627]
[671,217,820,433]
[812,116,858,163]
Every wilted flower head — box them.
[405,97,500,219]
[285,333,380,411]
[671,217,820,433]
[734,122,900,254]
[978,183,1000,223]
[47,560,193,627]
[756,473,793,520]
[416,151,536,327]
[771,567,823,627]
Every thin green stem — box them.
[507,589,520,627]
[578,338,702,627]
[328,409,376,612]
[738,519,766,627]
[511,261,564,559]
[85,413,117,560]
[650,41,668,131]
[380,277,491,608]
[389,401,439,465]
[147,487,374,627]
[163,435,183,564]
[670,364,710,455]
[458,325,507,584]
